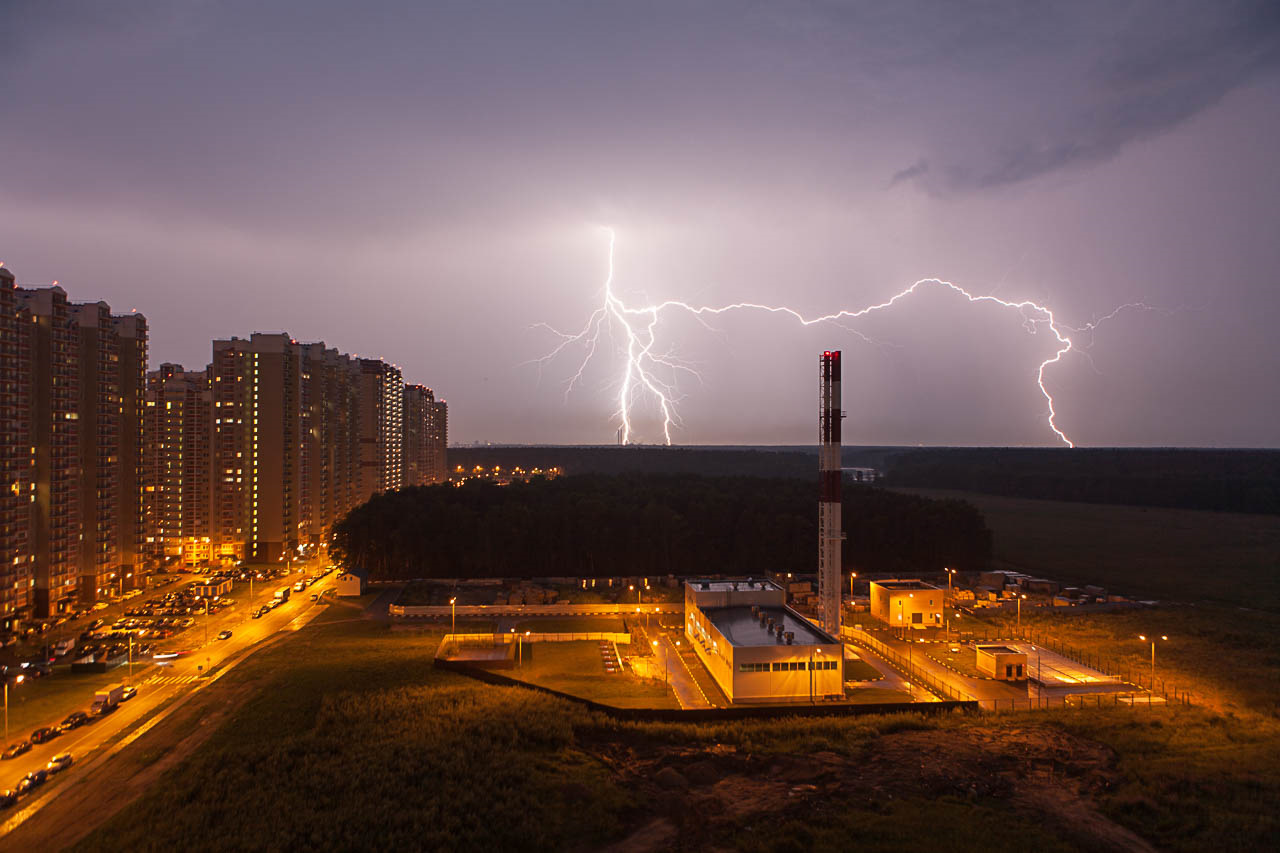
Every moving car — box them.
[217,630,232,640]
[1,741,31,760]
[121,685,138,701]
[46,753,73,773]
[15,769,47,795]
[0,789,15,809]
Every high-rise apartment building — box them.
[428,396,448,483]
[298,344,361,547]
[404,384,448,486]
[211,334,300,563]
[15,286,81,616]
[0,268,34,630]
[357,359,403,502]
[144,363,213,565]
[114,313,148,591]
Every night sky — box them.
[2,1,1278,447]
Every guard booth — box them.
[975,645,1027,681]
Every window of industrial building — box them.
[912,612,922,624]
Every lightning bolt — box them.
[537,228,1148,447]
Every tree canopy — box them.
[332,473,992,580]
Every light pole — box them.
[519,630,529,668]
[1138,634,1167,692]
[4,674,25,742]
[897,599,904,640]
[450,597,457,634]
[945,567,956,600]
[1017,593,1026,633]
[652,639,669,684]
[849,571,857,598]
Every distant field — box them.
[900,488,1280,610]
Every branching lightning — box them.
[536,228,1147,447]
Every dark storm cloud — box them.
[0,1,1277,445]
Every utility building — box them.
[685,579,843,704]
[869,579,944,630]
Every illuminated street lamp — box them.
[944,567,956,599]
[629,584,640,605]
[4,674,25,742]
[652,639,669,684]
[520,630,530,668]
[449,597,457,633]
[849,571,857,598]
[1138,634,1167,692]
[809,648,824,705]
[1017,593,1026,632]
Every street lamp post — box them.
[1017,593,1026,633]
[849,571,857,598]
[450,597,457,634]
[1138,634,1167,693]
[652,639,669,684]
[4,674,24,742]
[945,567,956,600]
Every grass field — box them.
[512,616,627,633]
[507,641,679,708]
[58,609,1280,852]
[1,663,153,741]
[842,655,883,682]
[900,488,1280,611]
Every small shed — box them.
[335,568,368,597]
[975,645,1027,681]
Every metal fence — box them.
[843,627,977,702]
[437,631,632,658]
[960,625,1193,707]
[392,603,678,618]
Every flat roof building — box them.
[869,579,944,631]
[685,578,843,704]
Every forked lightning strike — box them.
[537,228,1146,447]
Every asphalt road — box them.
[0,569,338,824]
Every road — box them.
[0,569,338,828]
[392,602,683,618]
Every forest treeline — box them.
[884,448,1280,515]
[332,473,992,580]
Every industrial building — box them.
[975,645,1027,681]
[869,579,944,630]
[685,579,843,704]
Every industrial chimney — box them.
[818,351,844,636]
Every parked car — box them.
[1,741,31,760]
[30,727,59,744]
[46,753,73,774]
[59,711,89,732]
[0,789,15,809]
[216,630,232,640]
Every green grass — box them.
[70,604,1280,853]
[924,644,988,680]
[842,656,883,682]
[507,641,679,709]
[512,616,627,634]
[2,664,152,740]
[991,605,1280,714]
[900,488,1280,611]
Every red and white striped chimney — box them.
[818,351,843,635]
